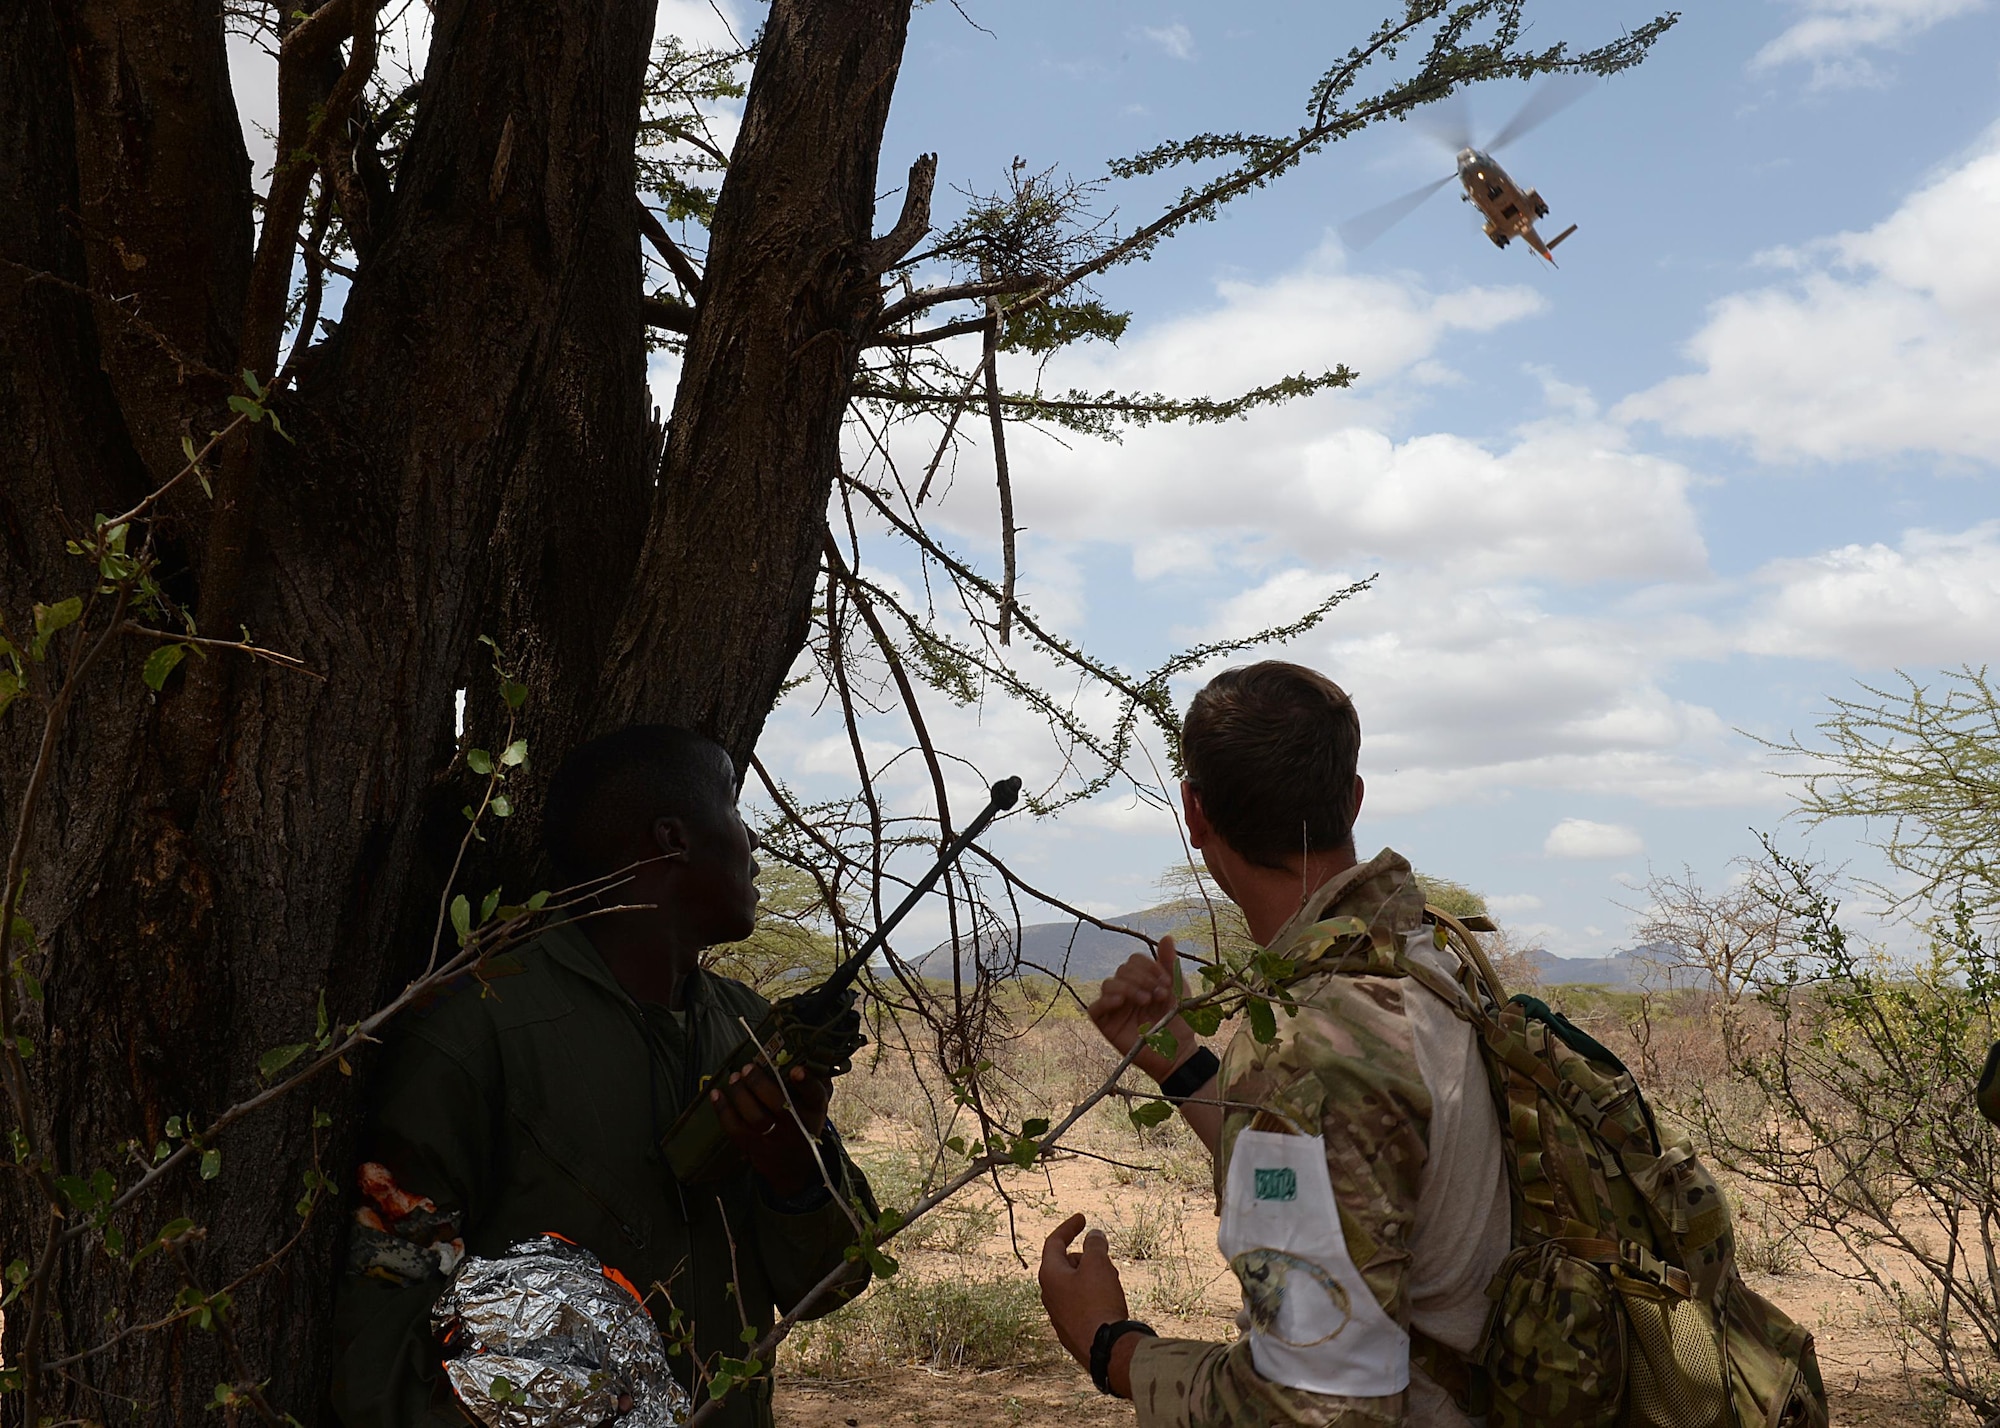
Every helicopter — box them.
[1341,78,1592,265]
[1456,146,1577,263]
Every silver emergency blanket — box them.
[432,1234,692,1428]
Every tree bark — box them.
[1,0,920,1414]
[598,0,919,767]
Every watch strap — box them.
[1089,1318,1157,1395]
[1158,1046,1220,1104]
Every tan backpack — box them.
[1402,907,1828,1428]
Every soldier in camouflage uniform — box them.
[1040,661,1510,1427]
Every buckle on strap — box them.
[1555,1236,1696,1299]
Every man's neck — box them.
[1233,846,1360,946]
[577,911,701,1009]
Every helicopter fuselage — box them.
[1456,147,1571,262]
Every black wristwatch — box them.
[1158,1046,1220,1104]
[1089,1318,1156,1395]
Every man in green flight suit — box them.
[333,725,876,1427]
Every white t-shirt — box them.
[1401,931,1512,1425]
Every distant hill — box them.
[913,903,1196,982]
[1525,947,1650,989]
[915,906,1660,988]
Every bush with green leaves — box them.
[1685,850,2000,1421]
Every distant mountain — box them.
[1525,947,1651,989]
[915,906,1660,988]
[913,903,1206,981]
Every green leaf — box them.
[141,642,187,692]
[315,989,329,1044]
[240,368,267,401]
[739,1324,759,1344]
[499,738,528,767]
[480,889,501,924]
[1142,1029,1180,1060]
[165,1115,183,1139]
[500,677,528,710]
[103,1225,126,1258]
[1127,1099,1174,1131]
[14,1036,32,1060]
[132,1216,194,1264]
[489,794,513,818]
[527,890,550,912]
[944,1135,967,1156]
[1183,1003,1223,1037]
[226,394,264,423]
[1021,1117,1050,1138]
[466,748,492,776]
[30,597,83,659]
[450,895,472,945]
[1246,996,1277,1045]
[257,1042,310,1082]
[199,1148,221,1180]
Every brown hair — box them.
[1180,661,1361,870]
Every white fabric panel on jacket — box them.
[1216,1128,1411,1397]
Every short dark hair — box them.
[543,726,735,885]
[1181,661,1361,870]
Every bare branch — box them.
[642,294,698,334]
[876,273,1044,329]
[867,314,988,349]
[978,294,1017,644]
[860,153,938,274]
[638,202,707,298]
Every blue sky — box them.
[229,0,2000,956]
[751,0,2000,955]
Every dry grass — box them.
[773,980,1916,1426]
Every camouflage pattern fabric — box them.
[1413,912,1828,1428]
[1127,850,1831,1428]
[1128,848,1435,1428]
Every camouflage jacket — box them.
[1129,849,1488,1428]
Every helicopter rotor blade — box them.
[1338,173,1455,251]
[1416,91,1474,155]
[1487,74,1594,153]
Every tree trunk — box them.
[0,0,916,1418]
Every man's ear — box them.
[1181,781,1211,850]
[650,816,693,863]
[1351,775,1364,827]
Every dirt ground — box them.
[773,1130,1922,1427]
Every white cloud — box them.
[1621,127,2000,463]
[1487,893,1544,913]
[920,250,1704,587]
[225,31,277,190]
[1739,520,2000,664]
[1181,566,1771,817]
[1141,23,1195,60]
[1754,0,1989,83]
[1544,819,1645,859]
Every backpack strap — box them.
[1409,1325,1490,1417]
